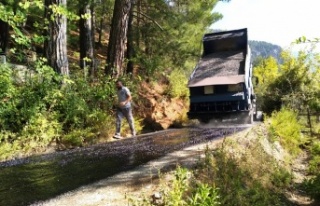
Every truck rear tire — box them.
[255,111,264,121]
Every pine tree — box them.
[44,0,69,75]
[79,0,95,78]
[106,0,132,78]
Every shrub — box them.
[0,61,124,159]
[304,174,320,201]
[194,136,291,206]
[20,112,61,151]
[167,69,189,99]
[163,166,189,206]
[268,108,304,156]
[0,131,20,160]
[188,183,220,206]
[303,140,320,201]
[61,128,95,147]
[308,140,320,174]
[162,166,220,206]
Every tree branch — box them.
[132,10,163,31]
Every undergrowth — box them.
[303,139,320,201]
[267,108,306,156]
[0,62,143,160]
[130,125,295,206]
[166,69,189,99]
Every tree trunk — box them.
[97,3,106,47]
[307,107,313,136]
[0,20,9,55]
[126,0,135,74]
[106,0,132,78]
[79,0,95,79]
[44,0,69,76]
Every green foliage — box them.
[271,167,293,189]
[296,36,320,44]
[167,69,190,99]
[253,56,280,112]
[0,131,20,160]
[0,64,15,102]
[0,0,46,62]
[161,166,220,206]
[131,124,298,206]
[164,166,189,206]
[268,108,304,156]
[129,0,222,76]
[253,56,279,90]
[20,112,61,150]
[253,48,320,115]
[196,142,289,206]
[188,183,220,206]
[307,140,320,175]
[61,128,94,147]
[303,135,320,201]
[0,61,123,160]
[304,174,320,201]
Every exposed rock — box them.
[151,192,163,205]
[137,81,188,130]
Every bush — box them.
[268,108,304,156]
[167,69,189,99]
[308,140,320,174]
[161,166,220,206]
[303,140,320,201]
[188,183,220,206]
[20,112,61,150]
[304,174,320,202]
[163,166,189,205]
[0,61,122,160]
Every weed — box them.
[163,166,190,206]
[188,183,220,206]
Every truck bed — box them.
[188,50,245,87]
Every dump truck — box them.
[187,28,256,124]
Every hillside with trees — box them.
[1,0,320,205]
[0,0,224,158]
[249,40,282,64]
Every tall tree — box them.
[125,0,222,76]
[79,0,95,78]
[44,0,69,75]
[106,0,132,78]
[126,0,135,74]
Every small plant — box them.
[163,166,190,206]
[188,183,220,206]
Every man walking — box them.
[113,80,136,139]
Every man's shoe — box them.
[113,134,122,139]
